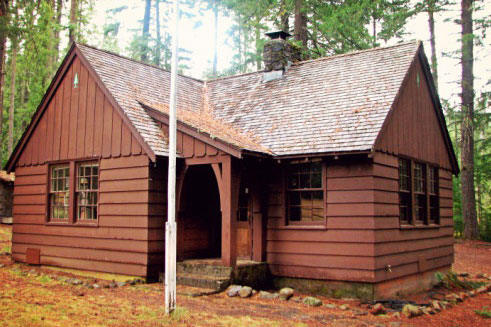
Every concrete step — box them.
[176,262,233,278]
[176,273,230,291]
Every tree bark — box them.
[0,0,8,165]
[460,0,478,239]
[294,0,307,50]
[8,38,17,156]
[141,0,151,62]
[53,0,62,63]
[279,0,289,32]
[428,0,438,90]
[69,0,78,45]
[212,0,218,77]
[154,0,161,66]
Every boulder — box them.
[279,287,294,301]
[402,304,423,318]
[259,291,279,300]
[370,303,386,315]
[290,296,302,303]
[430,300,442,312]
[324,303,336,309]
[227,285,242,297]
[302,296,322,307]
[116,281,126,288]
[238,286,253,298]
[339,304,349,310]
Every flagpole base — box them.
[165,221,177,314]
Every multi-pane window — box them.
[237,182,249,222]
[398,158,440,226]
[287,160,324,224]
[49,165,70,220]
[76,162,99,220]
[398,159,411,223]
[414,162,426,223]
[429,166,439,224]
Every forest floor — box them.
[0,224,490,327]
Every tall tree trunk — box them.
[0,0,8,165]
[428,0,438,90]
[69,0,78,45]
[460,0,478,239]
[212,0,218,77]
[254,20,261,71]
[372,15,377,47]
[54,0,62,59]
[294,0,307,50]
[141,0,151,62]
[279,0,289,32]
[154,0,161,66]
[8,39,17,156]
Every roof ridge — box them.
[205,40,420,83]
[294,40,421,66]
[75,42,204,84]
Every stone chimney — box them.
[262,31,301,81]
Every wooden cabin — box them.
[6,36,458,299]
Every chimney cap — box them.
[265,31,291,40]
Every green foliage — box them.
[436,271,485,290]
[1,0,95,166]
[475,306,491,319]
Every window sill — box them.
[46,221,98,227]
[400,224,440,230]
[277,224,328,231]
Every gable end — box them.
[373,44,459,174]
[5,44,156,172]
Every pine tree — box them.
[460,0,478,239]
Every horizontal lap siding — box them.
[266,160,377,283]
[12,155,151,277]
[147,158,167,276]
[372,152,453,282]
[12,53,153,277]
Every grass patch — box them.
[475,306,491,318]
[435,271,485,290]
[1,245,10,254]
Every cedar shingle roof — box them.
[78,41,421,157]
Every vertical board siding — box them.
[12,53,155,277]
[12,155,152,276]
[376,57,453,171]
[265,160,378,283]
[372,152,453,282]
[17,55,144,165]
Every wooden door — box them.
[236,181,252,259]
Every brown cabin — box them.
[6,36,458,299]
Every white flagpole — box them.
[165,0,179,315]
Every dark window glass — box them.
[49,165,70,220]
[76,162,99,221]
[429,166,439,224]
[398,159,411,223]
[287,161,324,223]
[413,162,426,223]
[237,181,249,222]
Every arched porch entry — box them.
[177,165,221,259]
[176,155,241,266]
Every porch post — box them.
[221,156,238,267]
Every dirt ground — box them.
[1,224,490,327]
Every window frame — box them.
[284,159,327,227]
[75,161,99,222]
[398,156,440,228]
[48,163,71,223]
[46,158,100,227]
